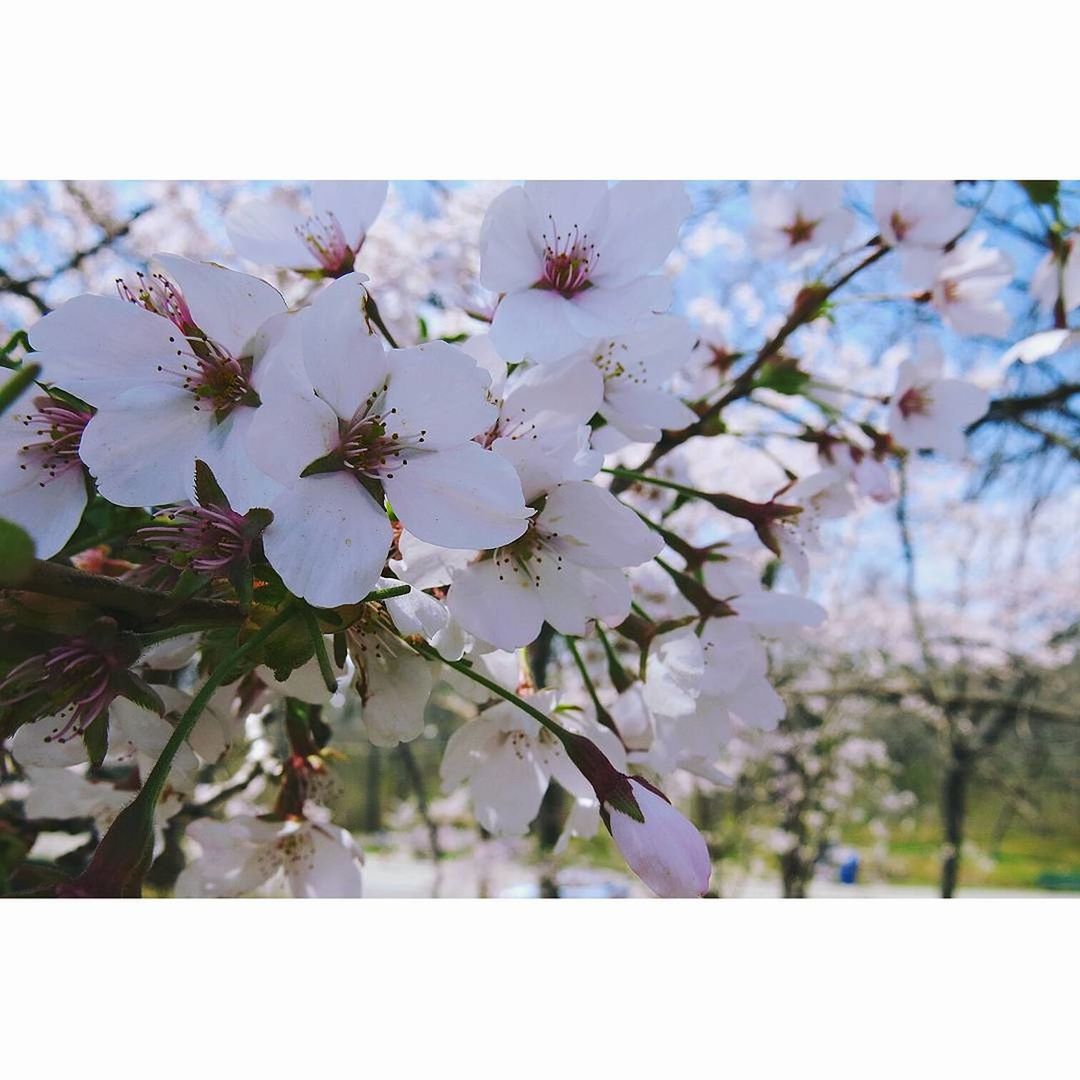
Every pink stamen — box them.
[539,215,597,298]
[14,396,92,489]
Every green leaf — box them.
[753,361,810,396]
[0,518,35,586]
[193,458,231,510]
[1019,180,1059,206]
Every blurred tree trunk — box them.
[940,745,972,899]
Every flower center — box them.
[117,272,260,421]
[940,279,961,304]
[139,503,255,573]
[13,396,92,488]
[539,217,597,298]
[782,213,819,247]
[889,210,911,242]
[339,407,427,482]
[593,340,648,386]
[0,637,123,744]
[297,211,355,276]
[488,517,564,590]
[897,385,932,419]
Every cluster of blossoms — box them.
[0,179,1012,899]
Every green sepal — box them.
[300,450,346,478]
[193,458,231,511]
[82,711,110,768]
[111,669,167,717]
[168,568,211,604]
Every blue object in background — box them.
[838,853,860,885]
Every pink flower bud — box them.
[606,778,712,898]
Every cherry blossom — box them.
[29,254,287,510]
[480,181,690,364]
[440,689,625,837]
[924,233,1013,337]
[605,777,711,898]
[749,181,853,263]
[555,314,699,442]
[0,393,92,557]
[176,804,363,898]
[888,339,990,460]
[874,181,973,282]
[446,480,663,649]
[1030,231,1080,315]
[247,274,531,607]
[226,181,388,276]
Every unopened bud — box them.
[605,777,712,898]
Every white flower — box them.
[0,392,91,557]
[481,181,690,364]
[698,616,786,729]
[557,314,698,442]
[606,778,711,898]
[874,181,973,266]
[247,274,531,608]
[463,333,602,501]
[226,181,388,276]
[927,233,1013,337]
[703,556,826,635]
[773,468,856,590]
[888,339,990,460]
[1030,232,1080,315]
[829,444,895,504]
[749,181,853,262]
[29,254,287,511]
[177,805,363,898]
[10,685,205,793]
[440,690,623,837]
[446,480,662,649]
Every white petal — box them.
[540,481,662,568]
[153,254,286,358]
[226,196,314,268]
[301,273,389,416]
[384,442,530,550]
[389,530,472,589]
[447,560,544,650]
[383,341,495,447]
[360,645,433,747]
[312,180,388,246]
[479,184,543,293]
[246,385,339,486]
[79,385,210,507]
[594,181,690,286]
[288,823,364,898]
[30,296,178,406]
[10,716,90,767]
[0,461,87,559]
[263,473,391,607]
[491,289,591,365]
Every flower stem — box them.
[65,603,297,897]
